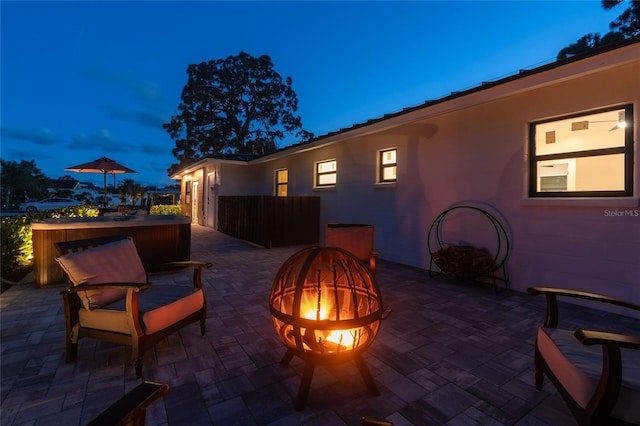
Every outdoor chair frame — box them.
[527,286,640,425]
[56,235,211,378]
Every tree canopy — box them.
[1,159,48,207]
[557,0,639,59]
[164,52,314,174]
[118,178,144,205]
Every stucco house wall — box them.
[173,40,640,305]
[216,163,257,196]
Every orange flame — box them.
[300,289,356,349]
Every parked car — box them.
[19,197,82,213]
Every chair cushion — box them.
[89,285,204,334]
[539,327,640,423]
[56,237,147,309]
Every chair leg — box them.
[66,339,78,363]
[200,317,206,336]
[62,293,80,363]
[131,341,143,378]
[135,358,143,379]
[534,346,543,390]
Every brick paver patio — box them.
[2,225,639,425]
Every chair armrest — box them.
[527,287,640,310]
[62,282,149,294]
[147,261,212,275]
[576,329,640,350]
[87,381,169,426]
[573,329,638,414]
[527,286,640,328]
[147,261,211,290]
[154,261,212,270]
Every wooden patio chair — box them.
[527,286,640,425]
[325,223,379,276]
[56,235,211,378]
[88,381,169,426]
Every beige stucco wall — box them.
[249,56,640,305]
[217,163,258,196]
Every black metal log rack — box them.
[427,205,510,292]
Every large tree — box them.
[164,52,313,174]
[558,0,639,59]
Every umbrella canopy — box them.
[65,156,137,207]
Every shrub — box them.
[1,215,33,274]
[24,204,100,221]
[0,205,99,278]
[149,205,181,215]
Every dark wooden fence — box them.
[218,196,320,248]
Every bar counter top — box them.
[31,214,190,230]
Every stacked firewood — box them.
[432,244,494,279]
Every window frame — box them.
[315,159,337,188]
[275,168,288,197]
[378,148,397,184]
[528,104,633,198]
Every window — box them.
[378,148,397,183]
[275,169,288,196]
[315,159,337,187]
[185,180,191,204]
[529,105,633,197]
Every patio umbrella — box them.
[65,156,137,207]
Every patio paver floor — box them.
[2,225,639,425]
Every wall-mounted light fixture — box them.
[578,110,627,131]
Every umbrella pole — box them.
[103,171,107,208]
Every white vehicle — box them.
[19,197,82,213]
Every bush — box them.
[1,215,33,275]
[24,204,100,221]
[149,205,181,215]
[0,205,99,278]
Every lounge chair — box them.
[56,235,211,378]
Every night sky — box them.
[1,1,618,187]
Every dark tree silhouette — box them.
[604,0,640,36]
[164,52,313,174]
[0,159,48,207]
[558,0,639,60]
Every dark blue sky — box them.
[1,1,618,187]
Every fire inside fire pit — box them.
[269,246,388,409]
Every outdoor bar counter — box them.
[31,214,191,286]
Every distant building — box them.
[44,179,102,204]
[45,178,81,193]
[143,188,181,207]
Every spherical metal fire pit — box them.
[269,246,387,409]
